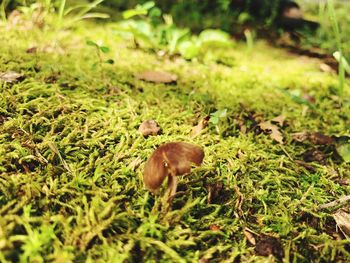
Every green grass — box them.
[326,0,345,98]
[0,18,350,262]
[302,0,350,62]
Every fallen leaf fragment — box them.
[294,160,316,172]
[271,115,286,127]
[0,115,7,125]
[198,258,210,263]
[190,116,210,137]
[320,63,335,73]
[259,121,284,144]
[7,9,45,30]
[292,131,333,145]
[128,157,142,171]
[303,148,326,164]
[336,179,350,186]
[333,207,350,238]
[308,132,333,145]
[236,149,246,159]
[243,228,256,245]
[318,196,350,210]
[0,71,24,83]
[138,120,161,137]
[136,71,178,84]
[207,181,224,204]
[292,131,309,142]
[302,93,316,104]
[210,225,220,231]
[42,44,65,54]
[26,47,38,54]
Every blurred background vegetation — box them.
[1,0,350,60]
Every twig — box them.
[280,145,293,161]
[318,195,350,210]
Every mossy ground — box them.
[0,20,350,263]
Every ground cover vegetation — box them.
[0,0,350,262]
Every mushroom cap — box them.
[143,142,204,193]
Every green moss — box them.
[0,20,349,262]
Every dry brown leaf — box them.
[138,120,161,137]
[320,63,335,73]
[271,115,286,127]
[294,160,316,172]
[190,116,210,137]
[259,121,275,131]
[243,228,256,245]
[303,148,326,164]
[26,47,38,54]
[42,45,65,55]
[236,149,246,159]
[292,131,309,142]
[7,9,45,30]
[0,71,24,83]
[292,131,333,145]
[259,121,284,144]
[198,258,210,263]
[270,131,284,144]
[207,181,224,204]
[0,115,7,125]
[302,93,316,104]
[128,157,142,171]
[136,71,178,84]
[283,6,303,19]
[308,132,333,145]
[333,208,350,238]
[209,225,220,231]
[336,179,350,186]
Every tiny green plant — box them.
[209,109,228,135]
[87,40,114,62]
[209,109,228,125]
[114,2,233,60]
[244,29,254,55]
[86,40,114,80]
[122,1,156,20]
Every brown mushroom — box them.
[143,142,204,199]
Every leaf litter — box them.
[136,71,178,84]
[0,71,24,83]
[190,116,210,137]
[333,206,350,239]
[258,120,284,144]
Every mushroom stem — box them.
[167,174,178,203]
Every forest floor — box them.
[1,20,350,263]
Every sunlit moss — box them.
[0,20,349,262]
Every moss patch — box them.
[0,21,350,262]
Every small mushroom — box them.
[143,142,204,199]
[138,120,161,137]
